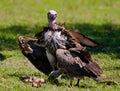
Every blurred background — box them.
[0,0,120,90]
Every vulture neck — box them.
[48,19,57,30]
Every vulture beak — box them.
[47,10,57,22]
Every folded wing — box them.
[56,49,102,80]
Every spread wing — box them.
[18,36,52,75]
[56,49,102,79]
[69,31,100,48]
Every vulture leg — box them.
[47,70,62,81]
[18,36,52,75]
[69,78,73,87]
[75,79,80,87]
[47,70,62,85]
[75,77,84,87]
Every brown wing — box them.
[35,27,50,44]
[35,27,49,38]
[18,36,52,75]
[56,49,102,80]
[69,31,100,48]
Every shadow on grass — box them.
[0,53,6,61]
[0,23,120,58]
[67,23,120,52]
[80,85,96,89]
[0,24,43,51]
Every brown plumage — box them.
[18,10,102,86]
[35,25,103,86]
[35,26,100,51]
[48,49,103,86]
[68,31,100,48]
[18,36,52,75]
[34,22,100,72]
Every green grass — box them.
[0,0,120,91]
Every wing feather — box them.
[18,36,52,75]
[56,49,102,78]
[69,31,100,48]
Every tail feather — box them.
[72,49,103,79]
[85,61,103,78]
[77,50,103,78]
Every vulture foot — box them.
[75,79,80,87]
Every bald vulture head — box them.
[47,10,57,29]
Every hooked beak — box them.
[48,13,57,21]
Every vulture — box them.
[35,10,100,70]
[18,10,102,85]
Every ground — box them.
[0,0,120,91]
